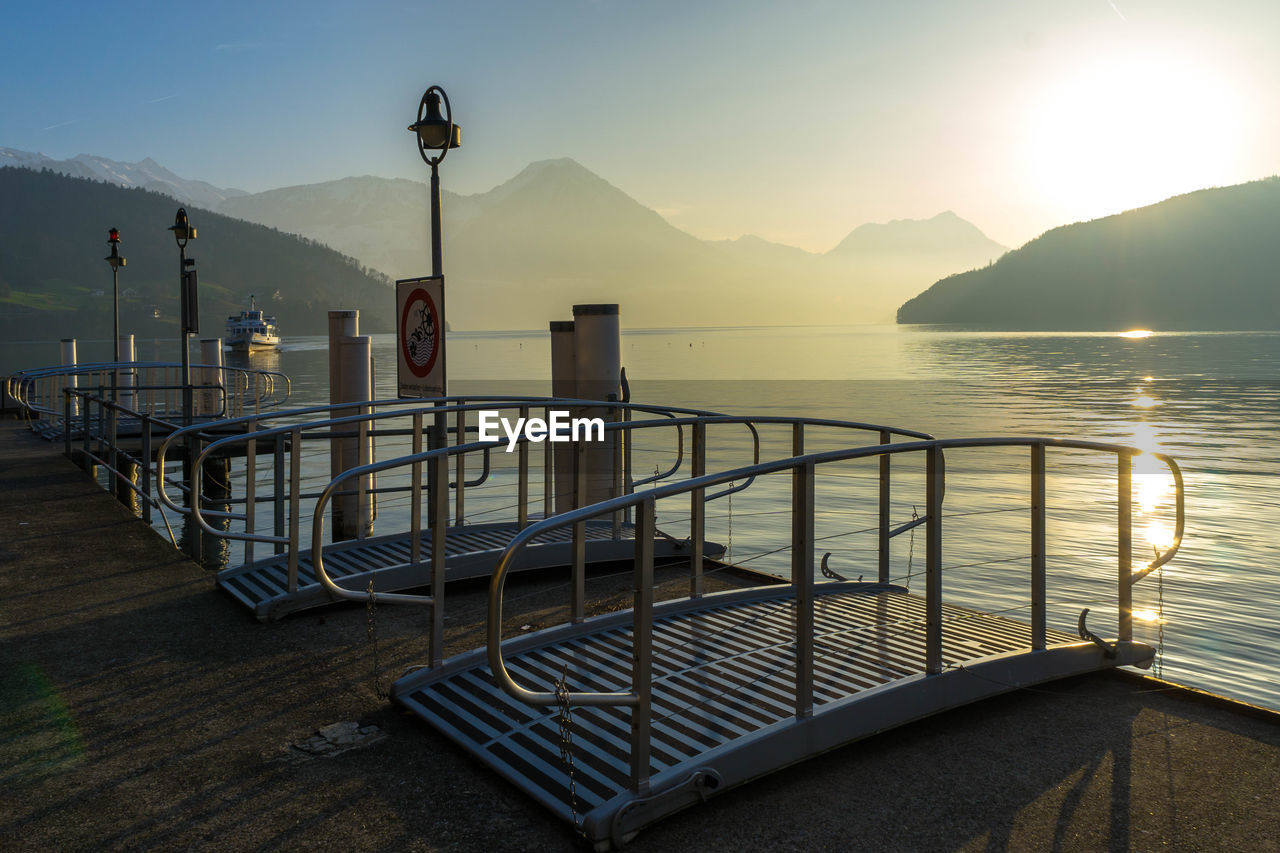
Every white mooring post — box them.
[549,319,577,515]
[198,338,224,417]
[573,304,621,509]
[329,310,374,541]
[60,338,78,417]
[118,334,136,413]
[328,309,359,508]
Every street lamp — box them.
[408,85,461,277]
[409,85,460,521]
[168,207,197,426]
[104,228,126,363]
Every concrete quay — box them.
[1,419,1278,851]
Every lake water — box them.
[7,324,1279,711]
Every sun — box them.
[1022,49,1247,222]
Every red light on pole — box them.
[108,227,120,243]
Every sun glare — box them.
[1023,50,1247,221]
[1119,329,1154,339]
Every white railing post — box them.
[879,429,891,583]
[455,408,465,526]
[631,497,655,795]
[1031,443,1046,650]
[429,452,448,667]
[792,457,815,719]
[287,427,302,592]
[1118,452,1133,641]
[690,420,706,598]
[571,442,586,623]
[245,418,257,565]
[517,405,530,530]
[411,411,423,566]
[926,445,943,675]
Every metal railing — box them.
[159,397,788,568]
[481,434,1184,795]
[8,361,291,431]
[57,386,188,537]
[305,412,935,665]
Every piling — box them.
[549,320,576,514]
[572,304,621,508]
[118,334,136,413]
[60,338,77,418]
[198,338,224,417]
[329,310,374,541]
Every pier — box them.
[1,417,1278,850]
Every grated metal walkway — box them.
[392,582,1153,848]
[219,520,715,621]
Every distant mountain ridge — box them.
[830,211,1005,256]
[0,147,247,209]
[897,178,1280,330]
[0,148,1007,328]
[216,158,1006,328]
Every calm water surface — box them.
[7,325,1278,710]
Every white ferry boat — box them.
[226,296,280,352]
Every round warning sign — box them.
[400,287,441,378]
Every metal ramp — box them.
[219,520,720,621]
[388,433,1183,848]
[392,582,1151,848]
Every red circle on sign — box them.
[400,287,440,378]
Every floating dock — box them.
[2,417,1274,852]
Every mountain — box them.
[215,158,1005,328]
[0,147,247,209]
[829,211,1006,256]
[897,178,1280,330]
[0,167,393,340]
[216,175,440,279]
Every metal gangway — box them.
[156,399,934,621]
[388,430,1184,848]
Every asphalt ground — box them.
[1,418,1278,852]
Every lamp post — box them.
[168,208,197,426]
[104,228,126,364]
[408,85,461,277]
[409,85,461,523]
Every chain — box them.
[554,663,584,835]
[366,579,387,699]
[1156,562,1166,679]
[904,505,919,588]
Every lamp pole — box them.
[168,208,197,427]
[409,85,461,278]
[408,85,461,521]
[104,228,125,364]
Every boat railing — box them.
[304,412,936,665]
[476,435,1183,796]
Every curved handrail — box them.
[484,435,1183,708]
[156,396,756,524]
[305,412,936,609]
[8,360,291,420]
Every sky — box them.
[2,0,1278,252]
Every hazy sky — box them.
[3,0,1278,251]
